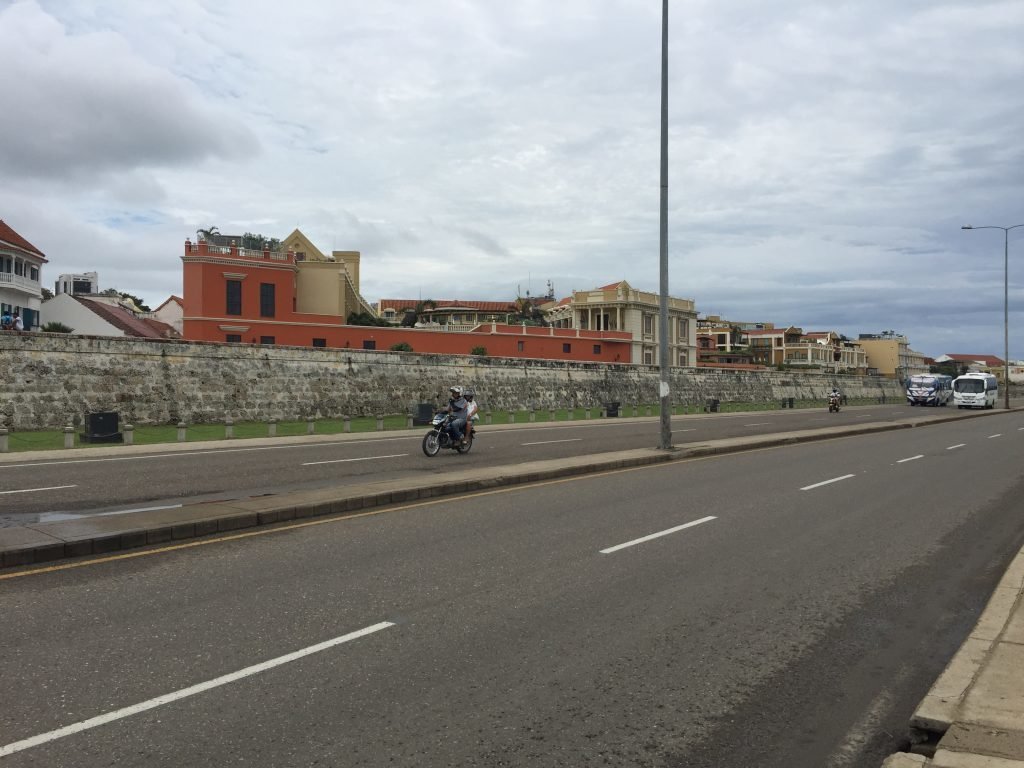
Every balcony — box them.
[184,240,295,264]
[0,272,41,296]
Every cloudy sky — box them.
[3,0,1023,358]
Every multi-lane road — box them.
[2,408,1023,766]
[0,404,979,523]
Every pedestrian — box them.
[13,311,23,332]
[0,308,12,331]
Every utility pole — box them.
[658,0,673,450]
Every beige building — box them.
[281,229,375,319]
[742,327,868,374]
[856,334,928,380]
[544,280,697,366]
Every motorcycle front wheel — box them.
[422,431,441,457]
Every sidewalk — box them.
[2,409,1022,766]
[882,544,1024,767]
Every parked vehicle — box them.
[952,372,998,409]
[906,374,953,406]
[422,411,476,456]
[828,393,841,413]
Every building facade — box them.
[857,334,928,380]
[0,220,47,331]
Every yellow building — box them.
[280,229,375,320]
[856,334,928,380]
[544,280,697,366]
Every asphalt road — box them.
[1,412,1022,767]
[0,404,976,523]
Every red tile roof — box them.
[73,297,174,339]
[944,353,1005,367]
[0,220,47,261]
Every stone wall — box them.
[0,333,905,429]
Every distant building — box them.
[55,271,99,296]
[857,333,928,380]
[41,294,179,338]
[149,295,184,336]
[0,219,47,331]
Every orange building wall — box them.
[181,241,632,363]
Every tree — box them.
[100,288,151,312]
[511,296,547,326]
[42,321,73,333]
[41,287,54,301]
[196,226,220,242]
[240,232,282,251]
[401,299,437,327]
[346,311,391,327]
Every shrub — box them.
[42,322,74,333]
[470,346,488,356]
[390,342,413,352]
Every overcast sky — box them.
[3,0,1023,358]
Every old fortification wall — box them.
[0,334,905,429]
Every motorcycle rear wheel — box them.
[456,434,473,454]
[422,431,441,457]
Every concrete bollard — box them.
[64,425,75,449]
[509,412,516,424]
[568,409,575,421]
[268,419,277,437]
[549,409,556,422]
[585,408,591,419]
[308,417,316,435]
[485,412,492,425]
[405,414,413,429]
[123,424,134,446]
[343,416,351,433]
[600,407,607,418]
[177,421,187,442]
[0,427,8,453]
[225,417,234,439]
[646,405,652,417]
[529,410,536,423]
[633,404,639,417]
[376,414,384,431]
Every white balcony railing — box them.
[0,272,40,295]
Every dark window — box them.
[226,280,242,315]
[260,283,275,318]
[517,340,525,352]
[260,336,275,345]
[563,343,571,353]
[593,344,601,354]
[362,340,376,350]
[226,334,242,343]
[312,338,327,348]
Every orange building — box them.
[181,239,632,362]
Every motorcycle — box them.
[828,393,841,413]
[422,411,476,457]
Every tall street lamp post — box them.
[961,223,1023,410]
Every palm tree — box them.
[196,226,220,242]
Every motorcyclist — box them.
[446,385,469,445]
[830,387,842,404]
[464,388,479,435]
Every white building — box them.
[55,271,99,296]
[0,220,47,331]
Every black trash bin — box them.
[708,398,720,413]
[80,411,123,444]
[413,403,435,426]
[787,397,795,409]
[604,401,620,417]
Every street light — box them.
[961,223,1023,409]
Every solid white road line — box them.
[897,455,924,463]
[0,484,76,495]
[988,434,1002,439]
[600,516,716,554]
[0,622,396,758]
[744,423,771,427]
[521,438,583,446]
[302,453,408,466]
[800,474,855,491]
[946,444,966,450]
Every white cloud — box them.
[2,0,1023,357]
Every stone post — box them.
[307,417,316,435]
[225,416,234,439]
[0,427,8,453]
[568,409,575,420]
[268,419,277,437]
[123,424,134,446]
[646,405,652,417]
[376,414,384,431]
[485,412,492,425]
[343,416,351,433]
[529,409,536,423]
[405,414,413,429]
[633,404,639,417]
[177,421,187,442]
[509,412,516,424]
[64,425,75,449]
[585,408,591,419]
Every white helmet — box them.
[449,385,463,396]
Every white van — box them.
[952,372,998,409]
